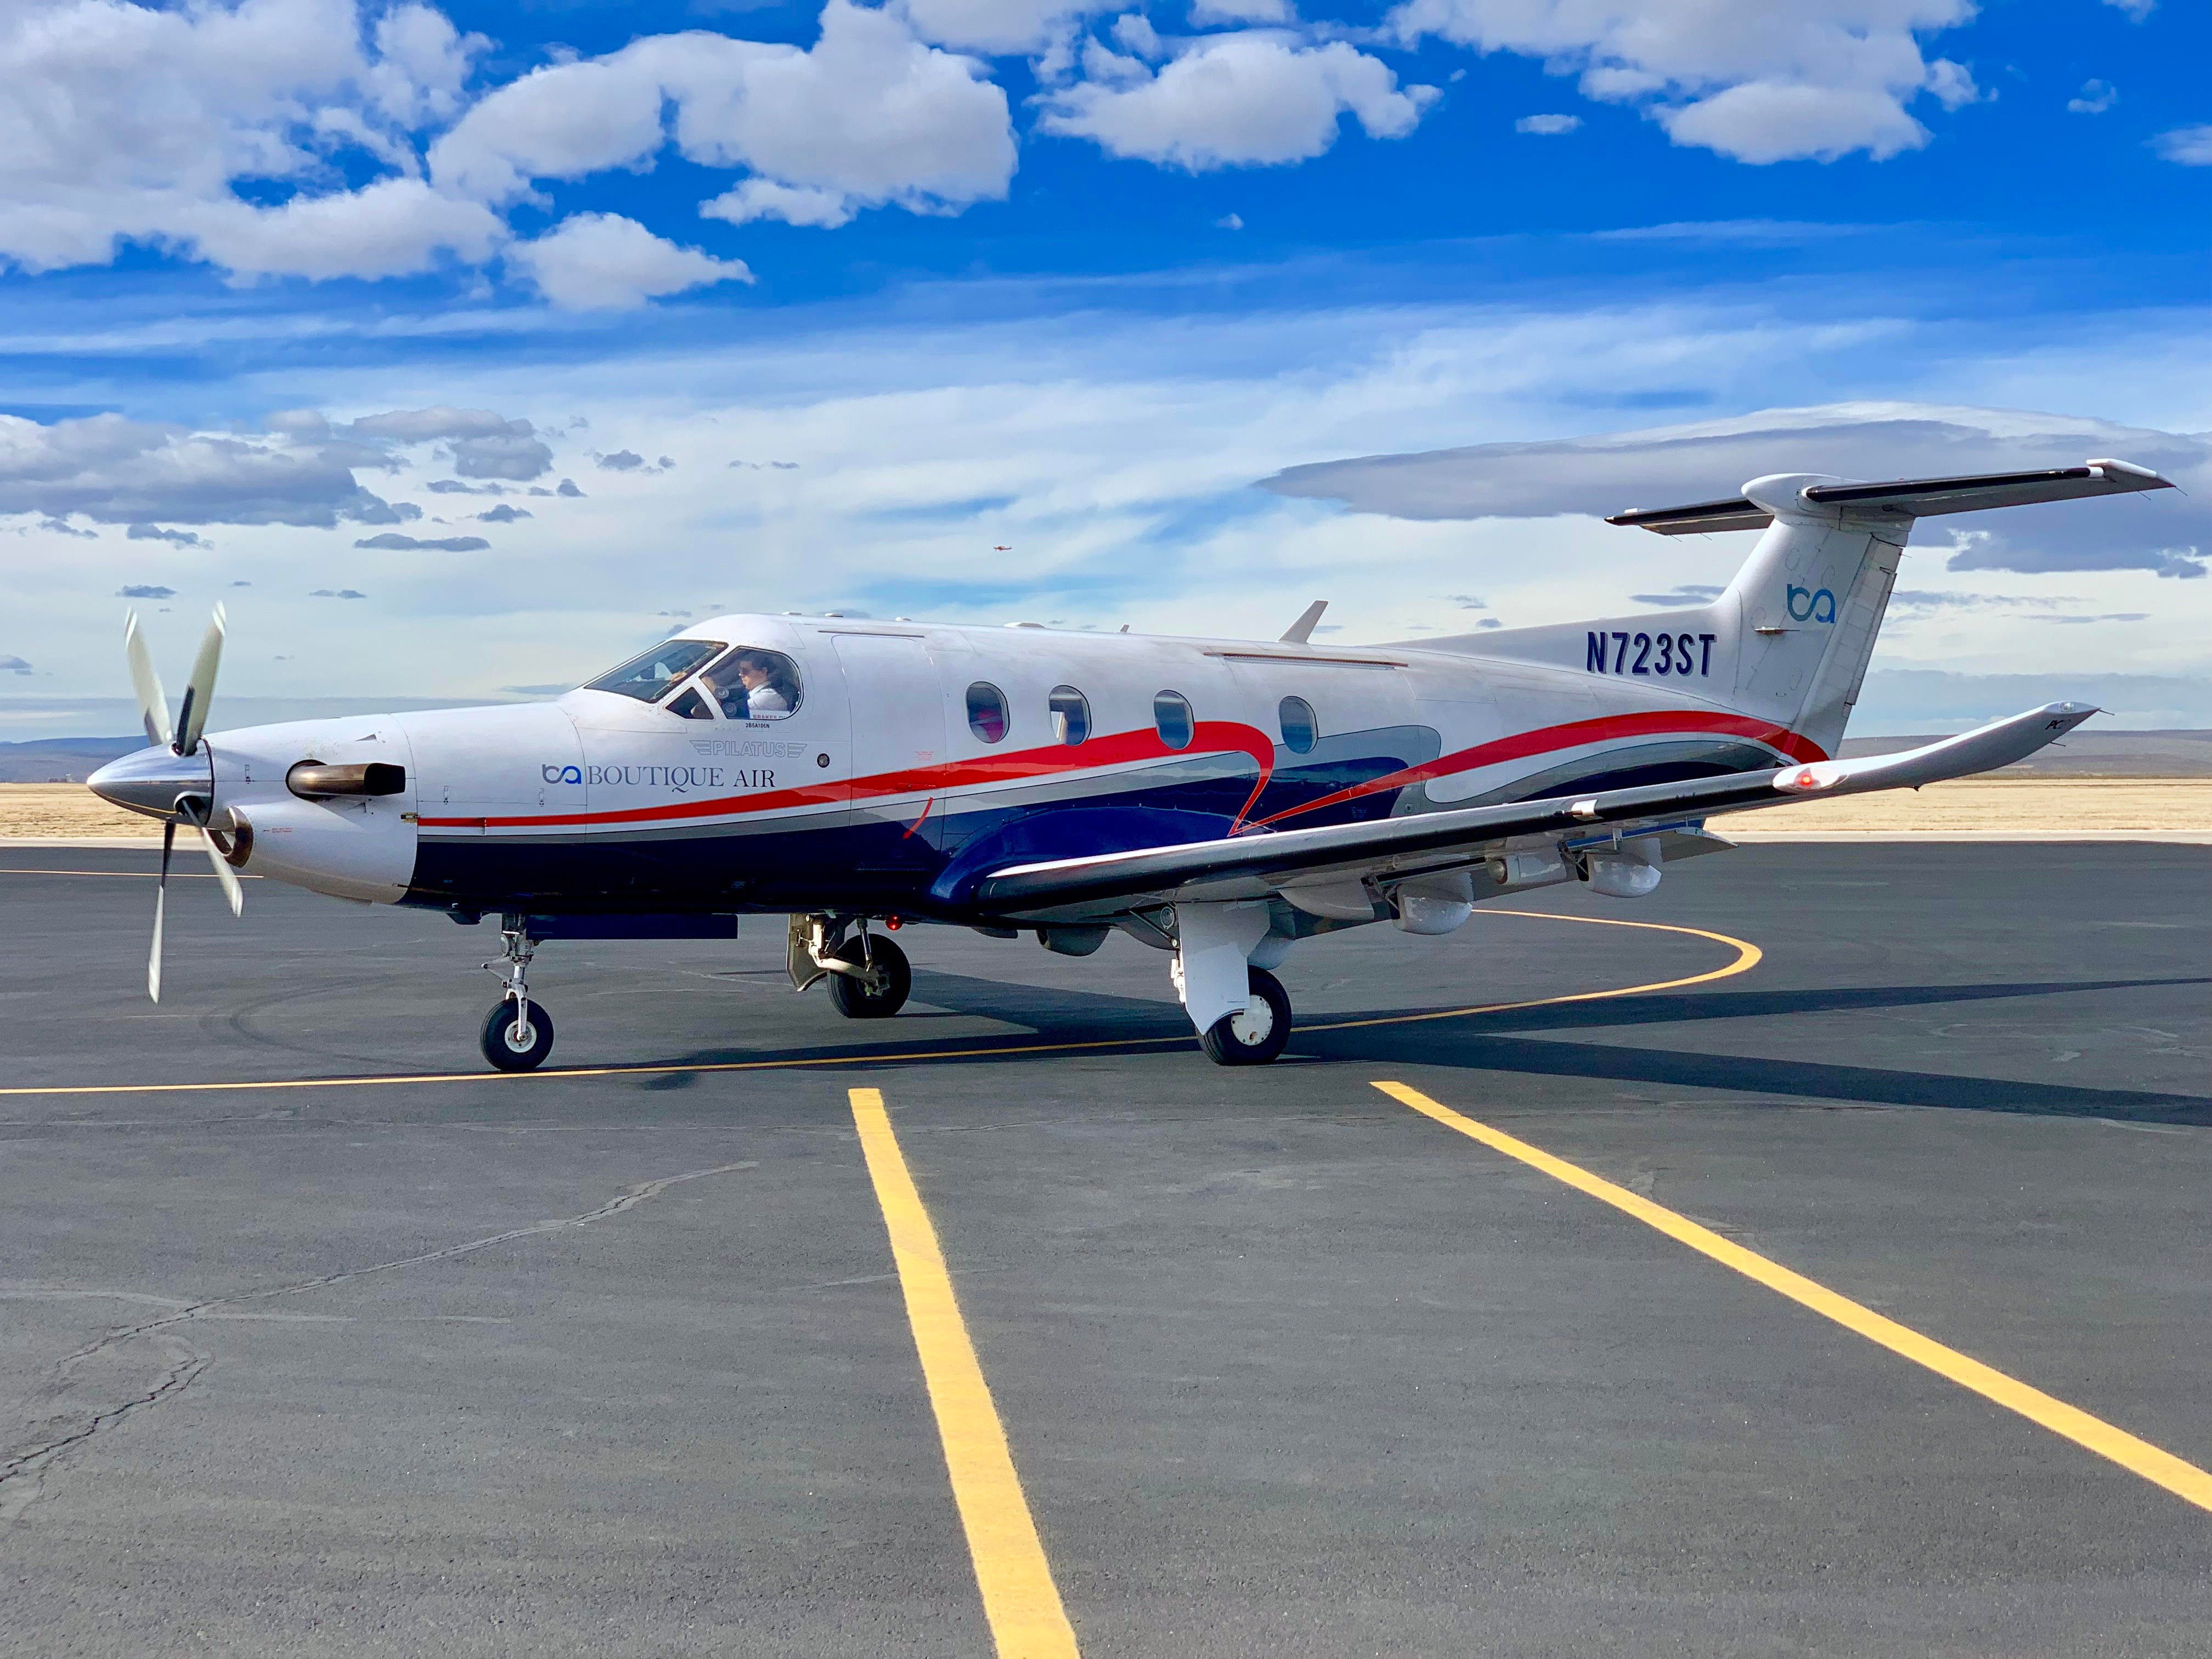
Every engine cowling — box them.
[228,795,416,903]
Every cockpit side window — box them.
[701,647,804,721]
[584,639,726,703]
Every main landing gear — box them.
[1198,967,1291,1066]
[480,923,555,1072]
[789,915,912,1020]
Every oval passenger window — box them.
[1278,695,1317,754]
[967,681,1009,744]
[1153,690,1193,750]
[1048,685,1090,746]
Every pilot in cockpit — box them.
[703,650,798,720]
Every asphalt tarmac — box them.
[2,841,2207,1657]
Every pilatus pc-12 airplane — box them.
[91,459,2169,1071]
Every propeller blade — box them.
[150,820,174,1003]
[124,611,172,749]
[198,825,243,917]
[174,602,225,757]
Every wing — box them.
[970,702,2094,918]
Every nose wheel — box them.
[481,999,555,1071]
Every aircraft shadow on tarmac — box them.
[627,967,2212,1127]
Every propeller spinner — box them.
[91,605,244,1000]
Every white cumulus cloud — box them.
[430,2,1015,231]
[509,213,753,311]
[1389,0,1978,163]
[0,0,496,276]
[2068,80,2117,116]
[702,180,859,229]
[893,0,1115,57]
[2155,125,2212,166]
[0,0,1014,301]
[1037,34,1437,170]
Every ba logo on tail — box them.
[1787,585,1837,624]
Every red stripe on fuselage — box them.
[416,721,1278,832]
[1251,710,1826,829]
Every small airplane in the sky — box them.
[91,459,2169,1071]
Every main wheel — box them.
[1199,967,1291,1066]
[827,933,911,1019]
[480,1000,555,1071]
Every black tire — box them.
[1199,967,1291,1066]
[481,1000,555,1071]
[826,933,912,1019]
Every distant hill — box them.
[0,736,142,783]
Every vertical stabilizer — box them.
[1719,474,1903,758]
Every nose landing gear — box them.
[480,923,555,1072]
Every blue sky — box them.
[4,0,2211,736]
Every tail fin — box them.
[1434,459,2172,758]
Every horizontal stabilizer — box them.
[1608,458,2173,535]
[1603,496,1772,535]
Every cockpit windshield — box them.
[582,639,726,703]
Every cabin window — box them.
[584,639,726,703]
[1153,690,1193,750]
[666,686,713,721]
[1278,695,1318,754]
[967,681,1009,744]
[700,648,803,721]
[1048,685,1090,746]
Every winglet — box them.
[1280,601,1327,644]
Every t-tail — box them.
[1434,459,2175,758]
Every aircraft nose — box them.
[87,744,212,819]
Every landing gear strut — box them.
[480,922,555,1071]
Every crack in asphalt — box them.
[0,1159,757,1522]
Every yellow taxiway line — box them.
[849,1086,1080,1658]
[0,910,1759,1099]
[1373,1080,2212,1517]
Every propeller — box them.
[174,602,224,758]
[121,605,243,1002]
[124,611,172,748]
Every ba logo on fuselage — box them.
[1787,585,1837,624]
[541,764,584,785]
